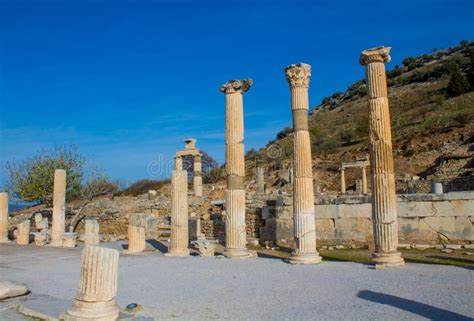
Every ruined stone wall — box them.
[259,191,474,247]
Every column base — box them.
[48,239,63,247]
[62,299,120,321]
[223,248,251,259]
[287,252,322,265]
[371,252,405,267]
[165,249,190,257]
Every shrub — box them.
[446,64,469,98]
[276,127,292,140]
[120,179,169,196]
[4,145,85,205]
[78,167,119,200]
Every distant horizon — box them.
[1,0,473,187]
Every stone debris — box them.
[397,243,411,249]
[445,244,462,250]
[441,249,453,253]
[0,281,29,300]
[463,244,474,249]
[33,229,49,246]
[62,232,77,248]
[414,244,430,250]
[191,239,215,257]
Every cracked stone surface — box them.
[0,243,472,320]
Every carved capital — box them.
[360,46,391,65]
[219,79,253,94]
[285,63,311,87]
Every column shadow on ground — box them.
[357,290,472,321]
[146,239,168,253]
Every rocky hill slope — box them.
[247,41,474,194]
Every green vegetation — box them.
[4,145,119,204]
[120,179,169,196]
[446,64,470,98]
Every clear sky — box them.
[1,0,473,185]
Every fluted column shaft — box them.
[63,245,120,320]
[175,156,183,170]
[285,63,321,264]
[193,154,203,197]
[84,219,100,246]
[360,47,404,267]
[51,169,66,246]
[167,170,189,256]
[127,214,146,253]
[220,79,252,259]
[257,167,265,194]
[0,192,9,243]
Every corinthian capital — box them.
[219,79,253,94]
[285,63,311,88]
[360,46,391,66]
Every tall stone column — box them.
[285,63,321,264]
[127,214,146,254]
[360,47,404,267]
[340,168,346,194]
[166,170,189,256]
[193,154,203,197]
[362,166,368,195]
[17,220,30,245]
[257,167,265,194]
[51,169,66,246]
[62,245,120,320]
[220,79,252,259]
[175,155,183,170]
[0,192,9,243]
[84,219,100,246]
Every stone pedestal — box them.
[84,219,100,246]
[285,63,321,264]
[17,220,31,245]
[193,154,203,197]
[62,232,77,248]
[0,192,9,243]
[220,79,253,259]
[166,170,189,256]
[62,245,120,321]
[51,169,66,247]
[34,230,49,246]
[127,214,146,254]
[257,167,265,194]
[360,47,404,267]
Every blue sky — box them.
[1,0,473,185]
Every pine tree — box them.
[446,64,469,98]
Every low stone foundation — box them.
[259,191,474,247]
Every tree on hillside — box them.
[182,150,220,183]
[446,64,470,98]
[467,49,474,90]
[4,145,85,205]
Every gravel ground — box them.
[0,243,473,321]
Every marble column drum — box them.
[193,154,203,197]
[17,220,30,245]
[51,169,66,247]
[360,46,404,267]
[0,192,9,243]
[220,79,253,259]
[285,63,321,264]
[127,214,146,254]
[84,219,100,246]
[166,170,189,256]
[62,245,120,321]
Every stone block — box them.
[334,218,372,241]
[315,218,335,240]
[0,281,28,300]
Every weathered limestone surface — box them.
[361,47,404,267]
[84,219,100,246]
[167,170,189,256]
[51,169,66,247]
[62,245,120,321]
[257,167,265,194]
[17,220,31,245]
[0,192,9,243]
[127,214,147,254]
[285,63,321,264]
[34,229,49,246]
[194,154,203,197]
[0,281,29,300]
[220,79,253,259]
[191,239,215,257]
[62,232,77,248]
[34,213,49,230]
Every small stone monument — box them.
[17,220,31,245]
[191,239,215,257]
[33,229,49,246]
[127,214,147,254]
[84,219,100,246]
[62,232,78,248]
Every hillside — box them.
[247,41,474,194]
